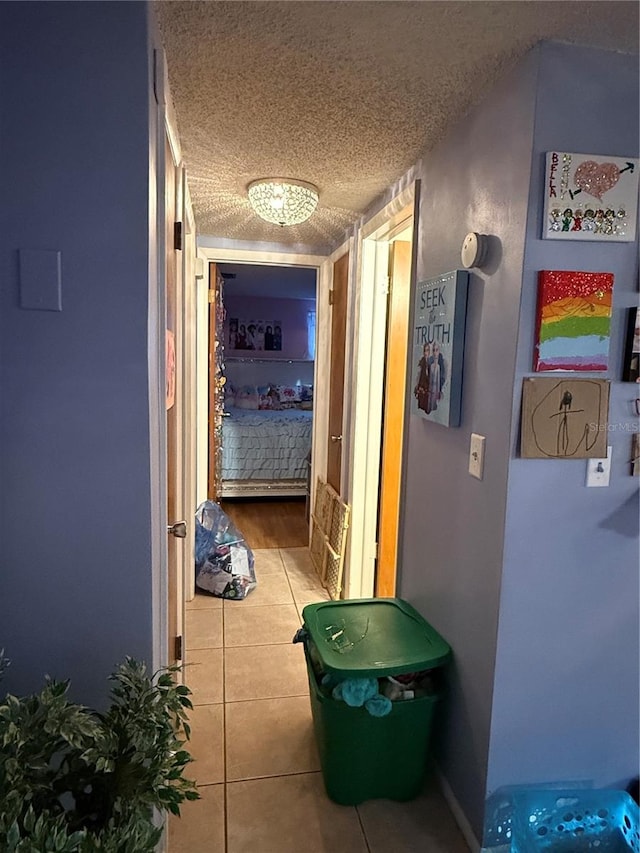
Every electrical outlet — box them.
[586,446,612,487]
[469,433,485,480]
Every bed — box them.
[220,403,313,498]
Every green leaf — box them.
[6,820,20,847]
[184,790,200,801]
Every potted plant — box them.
[0,650,199,851]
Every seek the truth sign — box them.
[411,269,469,427]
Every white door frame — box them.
[194,245,327,580]
[181,184,198,602]
[149,48,167,676]
[149,46,193,668]
[346,182,418,600]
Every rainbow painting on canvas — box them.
[534,270,614,372]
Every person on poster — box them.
[414,343,431,413]
[236,323,247,349]
[265,324,274,350]
[425,341,447,414]
[229,319,238,350]
[247,323,257,350]
[273,324,282,351]
[436,342,446,395]
[427,344,441,412]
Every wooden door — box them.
[165,134,184,664]
[181,192,198,601]
[207,262,220,501]
[326,252,349,493]
[375,240,412,597]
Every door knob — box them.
[167,521,187,538]
[331,435,342,442]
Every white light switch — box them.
[586,446,612,487]
[469,433,485,480]
[19,248,62,312]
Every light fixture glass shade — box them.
[247,178,319,226]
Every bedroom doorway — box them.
[201,258,321,553]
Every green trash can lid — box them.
[302,597,451,678]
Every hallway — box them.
[168,546,470,852]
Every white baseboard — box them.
[220,479,307,498]
[434,765,481,853]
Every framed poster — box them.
[411,270,469,427]
[520,377,609,459]
[543,152,638,242]
[533,270,614,372]
[228,318,282,352]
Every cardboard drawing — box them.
[521,377,610,459]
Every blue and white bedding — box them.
[222,406,313,484]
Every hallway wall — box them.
[349,40,638,842]
[394,49,541,837]
[488,42,639,795]
[0,2,155,708]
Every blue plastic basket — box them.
[510,789,639,853]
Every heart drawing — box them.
[573,160,620,201]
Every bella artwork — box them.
[521,377,610,459]
[412,270,469,428]
[534,270,613,372]
[543,152,638,242]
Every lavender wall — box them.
[396,49,540,836]
[488,43,639,795]
[0,2,154,708]
[224,294,315,361]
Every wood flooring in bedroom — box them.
[220,498,309,549]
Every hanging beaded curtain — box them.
[212,270,225,500]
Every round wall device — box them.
[461,232,488,269]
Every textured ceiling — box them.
[155,1,639,250]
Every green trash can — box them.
[301,597,451,806]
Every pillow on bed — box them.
[299,384,313,402]
[268,388,282,410]
[234,384,259,410]
[258,393,273,410]
[275,384,300,404]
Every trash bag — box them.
[194,500,256,599]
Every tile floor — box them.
[168,547,470,853]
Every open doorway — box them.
[212,262,317,552]
[346,183,417,600]
[192,250,331,568]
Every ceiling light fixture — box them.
[247,178,319,227]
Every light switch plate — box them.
[469,433,485,479]
[19,248,62,311]
[586,445,612,487]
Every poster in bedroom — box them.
[228,318,282,352]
